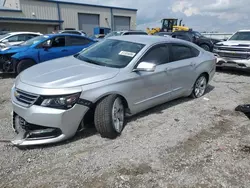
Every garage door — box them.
[114,16,130,31]
[78,13,99,36]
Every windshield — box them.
[20,35,48,46]
[0,34,11,41]
[229,32,250,41]
[75,39,145,68]
[105,31,123,38]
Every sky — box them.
[1,0,250,32]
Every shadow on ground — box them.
[216,67,250,77]
[0,73,16,79]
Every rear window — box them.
[124,32,147,35]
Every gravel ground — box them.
[1,71,250,188]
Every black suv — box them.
[171,30,221,52]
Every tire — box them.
[16,59,36,75]
[200,44,211,52]
[191,74,208,98]
[94,95,125,139]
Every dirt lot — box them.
[1,71,250,188]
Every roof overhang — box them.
[39,0,138,11]
[0,17,64,25]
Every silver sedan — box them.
[11,35,216,146]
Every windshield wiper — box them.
[76,55,104,66]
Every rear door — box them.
[38,36,68,62]
[167,43,200,97]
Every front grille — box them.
[15,89,39,106]
[217,52,249,59]
[216,47,250,52]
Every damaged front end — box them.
[0,54,16,73]
[12,112,63,146]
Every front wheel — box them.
[191,74,208,98]
[94,95,125,139]
[200,44,211,52]
[16,59,35,75]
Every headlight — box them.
[37,93,81,110]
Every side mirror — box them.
[223,38,228,41]
[2,39,8,43]
[134,62,156,72]
[42,41,51,49]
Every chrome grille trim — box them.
[14,88,39,107]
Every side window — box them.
[124,32,147,35]
[7,35,19,42]
[51,36,65,47]
[25,34,37,40]
[66,36,92,46]
[175,34,191,42]
[170,44,199,62]
[140,44,169,65]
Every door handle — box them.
[61,49,68,52]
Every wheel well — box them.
[201,72,209,82]
[95,94,129,110]
[81,94,130,127]
[200,43,212,51]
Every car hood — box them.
[19,56,120,89]
[0,45,29,54]
[216,40,250,47]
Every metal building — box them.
[0,0,137,35]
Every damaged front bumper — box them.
[11,88,89,146]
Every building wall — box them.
[112,9,137,29]
[59,4,111,30]
[1,0,137,33]
[0,22,53,33]
[20,0,58,20]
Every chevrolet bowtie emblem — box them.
[14,90,20,98]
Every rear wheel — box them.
[191,74,208,98]
[94,95,125,139]
[200,44,211,52]
[16,59,35,75]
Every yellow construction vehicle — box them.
[147,18,190,35]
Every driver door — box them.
[38,36,68,63]
[129,44,173,113]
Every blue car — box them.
[0,34,96,74]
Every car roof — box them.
[109,35,179,45]
[113,30,147,33]
[238,30,250,32]
[46,33,93,39]
[8,32,42,35]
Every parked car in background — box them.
[11,35,216,146]
[171,30,222,52]
[213,30,250,70]
[0,32,42,48]
[104,30,148,38]
[0,34,95,74]
[153,32,172,36]
[59,30,86,36]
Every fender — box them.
[12,49,39,64]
